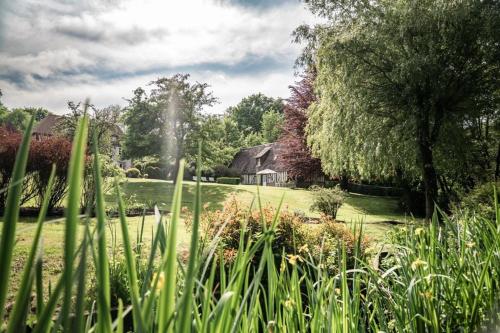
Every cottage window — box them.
[256,158,261,167]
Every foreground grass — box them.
[2,216,190,305]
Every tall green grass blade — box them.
[61,113,89,330]
[92,136,113,333]
[35,250,44,318]
[115,181,145,332]
[116,299,124,333]
[158,159,184,333]
[178,148,202,333]
[0,116,34,319]
[33,272,66,333]
[6,165,56,332]
[74,225,89,333]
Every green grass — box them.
[2,216,190,305]
[2,179,407,304]
[115,178,410,235]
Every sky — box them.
[0,0,316,114]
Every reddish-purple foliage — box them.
[0,126,74,211]
[278,71,323,180]
[29,136,73,209]
[0,127,24,210]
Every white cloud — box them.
[0,0,315,113]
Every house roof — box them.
[254,146,271,158]
[32,114,62,135]
[33,114,124,138]
[230,142,286,175]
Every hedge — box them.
[216,177,241,185]
[125,168,141,178]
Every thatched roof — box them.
[32,114,62,135]
[230,142,286,174]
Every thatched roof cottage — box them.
[229,142,288,186]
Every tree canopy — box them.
[227,93,284,134]
[278,70,323,181]
[299,0,500,218]
[122,74,219,180]
[57,102,122,156]
[0,91,50,131]
[261,111,284,143]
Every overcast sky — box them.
[0,0,315,114]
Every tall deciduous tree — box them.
[57,102,122,156]
[227,93,284,134]
[278,71,323,181]
[123,74,218,181]
[122,88,161,158]
[299,0,500,219]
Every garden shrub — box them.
[306,216,369,274]
[145,165,163,180]
[185,196,367,275]
[310,185,345,219]
[213,165,241,178]
[0,127,44,212]
[456,181,499,219]
[185,196,307,264]
[133,155,161,174]
[29,136,73,211]
[81,154,124,211]
[216,177,241,185]
[126,167,141,178]
[0,127,24,211]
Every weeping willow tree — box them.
[300,0,500,219]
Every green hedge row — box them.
[216,177,241,185]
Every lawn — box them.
[3,215,190,305]
[112,178,411,238]
[3,178,411,304]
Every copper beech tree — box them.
[278,71,323,183]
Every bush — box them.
[310,185,345,219]
[29,136,73,211]
[0,127,71,212]
[306,216,369,274]
[81,154,125,211]
[0,127,35,212]
[185,196,366,275]
[133,155,161,174]
[213,165,241,178]
[216,177,241,185]
[145,165,164,180]
[456,181,499,219]
[185,196,307,265]
[126,167,141,178]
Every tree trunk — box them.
[419,141,438,220]
[339,170,349,191]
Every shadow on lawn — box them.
[110,180,251,212]
[343,193,404,220]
